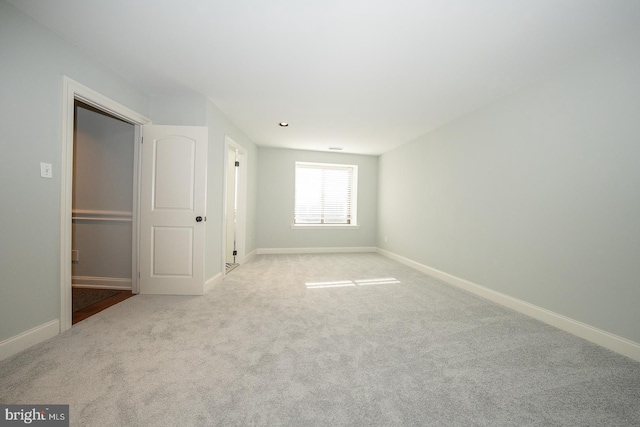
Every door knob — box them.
[196,216,203,222]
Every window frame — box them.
[292,161,359,229]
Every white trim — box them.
[72,209,133,222]
[257,247,376,255]
[132,125,142,295]
[72,284,131,291]
[72,276,132,290]
[377,248,640,363]
[205,272,223,293]
[66,79,151,125]
[0,320,60,362]
[61,76,151,333]
[291,224,360,230]
[245,249,257,263]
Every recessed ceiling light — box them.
[329,147,343,151]
[279,122,289,127]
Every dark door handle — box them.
[196,216,203,222]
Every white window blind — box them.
[294,162,358,225]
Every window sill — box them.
[291,224,360,230]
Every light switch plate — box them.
[40,162,52,178]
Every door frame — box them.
[222,135,247,276]
[60,76,151,332]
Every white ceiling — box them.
[9,0,640,155]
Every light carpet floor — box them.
[1,253,639,426]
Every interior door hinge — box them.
[232,250,238,256]
[235,161,239,167]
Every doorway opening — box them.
[61,76,151,332]
[223,136,247,276]
[71,101,136,324]
[225,146,239,273]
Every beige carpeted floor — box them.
[1,253,639,426]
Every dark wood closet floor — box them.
[72,291,135,325]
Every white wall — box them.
[0,0,149,342]
[257,148,378,250]
[378,29,640,344]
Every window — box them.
[294,162,358,227]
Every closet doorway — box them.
[225,146,239,273]
[71,101,136,323]
[223,136,248,276]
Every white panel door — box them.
[140,125,208,295]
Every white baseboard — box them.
[257,246,377,255]
[245,249,257,263]
[377,248,640,363]
[205,272,223,293]
[72,276,132,290]
[0,319,60,362]
[72,284,131,290]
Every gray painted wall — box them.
[0,0,149,342]
[378,30,640,344]
[257,148,378,249]
[72,104,135,282]
[149,94,207,126]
